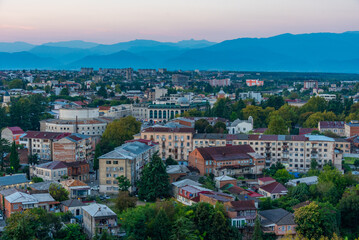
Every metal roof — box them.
[99,141,154,160]
[0,174,29,187]
[82,203,117,218]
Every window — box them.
[106,161,111,164]
[113,161,118,164]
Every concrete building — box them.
[303,80,318,89]
[237,91,262,103]
[61,179,90,200]
[208,78,231,87]
[1,126,24,144]
[345,121,359,137]
[259,208,296,237]
[30,161,68,181]
[82,203,120,238]
[99,140,158,194]
[227,116,254,134]
[52,133,94,162]
[104,104,132,118]
[318,121,345,137]
[1,91,10,107]
[0,174,30,190]
[172,74,189,87]
[188,145,265,177]
[61,199,86,218]
[246,79,263,87]
[147,87,168,101]
[139,126,194,164]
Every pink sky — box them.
[0,0,359,44]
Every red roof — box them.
[299,128,318,135]
[252,128,268,133]
[125,139,159,146]
[247,190,264,198]
[196,145,255,161]
[24,131,70,140]
[99,106,111,111]
[319,121,345,129]
[258,177,275,182]
[229,200,256,210]
[7,126,24,135]
[142,127,194,133]
[259,182,287,194]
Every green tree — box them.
[0,138,11,170]
[9,141,20,172]
[266,114,288,135]
[58,224,86,240]
[60,87,70,96]
[294,202,340,239]
[338,187,359,230]
[195,119,210,133]
[310,159,318,170]
[28,153,39,165]
[0,107,9,129]
[170,216,198,240]
[117,176,131,191]
[97,86,108,98]
[31,176,44,183]
[166,156,178,166]
[273,169,293,184]
[150,208,171,240]
[114,191,137,213]
[252,216,263,240]
[213,121,227,133]
[263,95,285,110]
[49,183,69,202]
[138,153,170,202]
[8,79,24,89]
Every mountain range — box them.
[0,32,359,73]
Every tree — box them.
[60,87,70,96]
[97,86,108,98]
[58,224,86,240]
[354,160,359,169]
[264,95,285,110]
[28,153,39,165]
[138,153,170,201]
[166,156,178,166]
[195,119,209,133]
[9,141,20,172]
[252,216,263,240]
[338,187,359,230]
[273,169,294,184]
[310,159,318,170]
[0,138,10,170]
[150,208,171,240]
[117,175,131,192]
[114,191,137,213]
[213,121,227,133]
[266,114,288,135]
[49,183,69,202]
[32,177,44,183]
[170,217,198,240]
[294,202,340,239]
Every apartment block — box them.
[318,121,345,137]
[139,127,194,164]
[345,121,359,137]
[98,140,158,194]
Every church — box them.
[1,91,10,107]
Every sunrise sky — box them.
[0,0,359,44]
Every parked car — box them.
[91,185,99,191]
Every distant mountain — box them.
[42,40,99,49]
[0,52,59,69]
[1,32,359,73]
[0,42,35,53]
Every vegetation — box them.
[49,183,69,202]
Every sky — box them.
[0,0,359,44]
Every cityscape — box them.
[1,0,359,240]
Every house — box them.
[166,165,189,184]
[30,161,68,181]
[82,203,120,238]
[227,117,254,134]
[188,145,265,177]
[0,188,21,211]
[199,192,234,205]
[318,121,345,137]
[64,161,90,182]
[225,200,257,228]
[3,192,58,218]
[220,183,249,196]
[171,179,202,198]
[345,121,359,137]
[60,179,90,200]
[259,208,296,237]
[258,177,276,186]
[61,199,86,218]
[258,182,288,199]
[1,126,24,144]
[287,176,318,187]
[177,185,212,206]
[0,174,30,190]
[214,175,237,189]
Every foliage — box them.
[57,224,85,240]
[0,138,10,170]
[28,154,39,165]
[252,216,263,240]
[49,183,69,202]
[138,153,170,202]
[273,169,294,184]
[166,156,178,166]
[9,141,20,172]
[266,114,288,135]
[117,176,131,191]
[60,87,70,96]
[114,190,137,213]
[31,176,44,183]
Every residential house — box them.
[225,200,257,228]
[166,165,189,184]
[345,121,359,137]
[61,199,86,218]
[227,117,254,134]
[188,145,265,177]
[287,176,318,187]
[82,203,120,238]
[0,174,30,190]
[214,175,237,188]
[60,179,90,200]
[30,161,68,181]
[1,126,24,144]
[259,208,296,237]
[318,121,345,137]
[99,140,158,194]
[258,182,288,199]
[171,179,202,198]
[64,161,90,182]
[177,185,212,206]
[199,192,234,205]
[258,177,276,186]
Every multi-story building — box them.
[20,131,70,161]
[192,134,348,172]
[98,140,158,194]
[188,145,265,177]
[259,208,296,237]
[345,121,359,137]
[52,133,94,162]
[237,91,262,103]
[208,78,231,87]
[60,179,90,200]
[82,203,120,238]
[65,161,90,182]
[224,200,257,228]
[40,108,112,136]
[139,127,194,164]
[318,121,345,137]
[1,126,24,144]
[172,74,189,87]
[30,161,68,181]
[303,80,318,89]
[227,117,254,134]
[246,79,263,87]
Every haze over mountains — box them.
[0,32,359,73]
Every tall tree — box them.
[49,183,69,202]
[0,138,11,170]
[138,153,170,202]
[170,217,198,240]
[252,217,263,240]
[9,141,19,172]
[266,114,288,135]
[150,208,171,240]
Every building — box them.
[188,145,265,177]
[208,78,231,87]
[258,177,276,186]
[61,199,86,218]
[227,117,253,134]
[225,200,257,228]
[259,208,296,237]
[318,121,345,137]
[192,134,348,172]
[61,179,90,200]
[64,161,90,182]
[104,104,132,118]
[287,176,318,187]
[214,175,237,188]
[30,161,68,181]
[345,121,359,137]
[303,80,318,89]
[40,108,112,136]
[147,87,168,101]
[172,74,189,87]
[1,91,10,107]
[317,94,336,101]
[52,133,94,162]
[177,185,212,206]
[246,79,263,87]
[139,127,194,164]
[166,165,189,184]
[237,91,262,103]
[82,203,120,238]
[258,181,287,199]
[4,192,58,218]
[0,174,30,190]
[1,126,24,144]
[171,179,202,198]
[99,140,158,194]
[20,131,70,161]
[199,192,234,205]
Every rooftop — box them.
[37,161,68,170]
[259,208,295,226]
[259,182,287,194]
[0,174,30,187]
[196,145,255,161]
[23,131,70,140]
[99,141,155,160]
[82,203,117,218]
[319,121,345,129]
